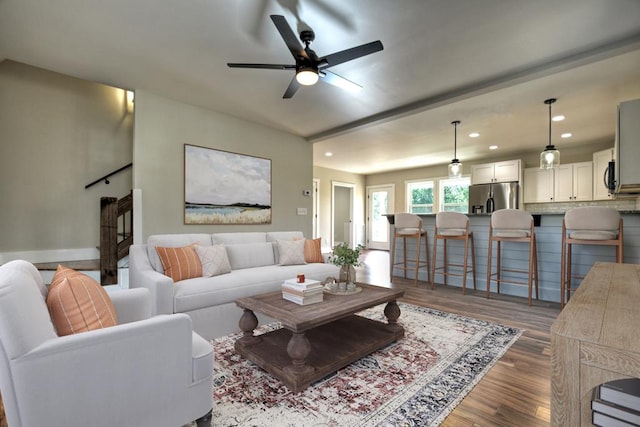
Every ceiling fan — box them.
[227,15,383,98]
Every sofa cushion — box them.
[47,265,118,336]
[276,239,306,265]
[147,234,213,273]
[212,232,267,245]
[304,238,324,263]
[173,263,340,313]
[266,231,304,242]
[195,245,231,277]
[156,245,203,282]
[225,242,275,270]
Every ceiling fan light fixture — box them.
[448,120,463,178]
[540,98,560,169]
[296,67,319,86]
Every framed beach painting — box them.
[184,144,271,224]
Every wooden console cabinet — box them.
[551,262,640,426]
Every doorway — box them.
[366,184,395,250]
[331,181,355,248]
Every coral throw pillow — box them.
[46,265,118,336]
[155,245,203,282]
[304,238,324,263]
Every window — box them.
[439,177,470,213]
[406,180,434,213]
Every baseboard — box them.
[0,247,99,265]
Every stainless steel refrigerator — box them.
[468,182,519,214]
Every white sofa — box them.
[129,231,339,340]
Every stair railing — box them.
[100,191,133,285]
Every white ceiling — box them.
[2,0,640,174]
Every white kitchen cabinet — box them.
[554,161,593,202]
[471,159,520,184]
[523,167,554,203]
[593,148,615,200]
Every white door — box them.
[367,185,394,250]
[332,181,355,248]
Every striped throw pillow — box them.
[155,245,203,282]
[304,238,324,263]
[46,265,118,336]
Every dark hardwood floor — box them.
[356,250,560,427]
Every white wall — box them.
[133,90,314,238]
[0,60,132,259]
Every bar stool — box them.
[560,206,623,308]
[390,213,430,286]
[431,212,476,294]
[486,209,539,306]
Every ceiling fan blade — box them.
[270,15,308,60]
[227,63,295,70]
[283,77,300,99]
[319,40,383,68]
[320,70,362,92]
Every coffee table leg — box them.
[384,300,404,334]
[238,309,260,345]
[284,332,314,376]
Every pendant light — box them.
[448,120,462,178]
[540,98,560,169]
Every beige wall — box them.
[0,60,132,255]
[133,90,314,239]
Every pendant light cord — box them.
[451,120,460,160]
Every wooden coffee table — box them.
[234,283,405,392]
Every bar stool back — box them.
[561,206,623,308]
[431,212,476,294]
[390,213,430,286]
[486,209,539,305]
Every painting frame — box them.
[184,144,272,225]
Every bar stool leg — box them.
[431,236,438,290]
[413,234,420,286]
[497,241,502,294]
[424,232,431,284]
[462,236,469,295]
[470,233,477,290]
[486,237,493,299]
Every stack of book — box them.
[281,278,323,305]
[592,378,640,426]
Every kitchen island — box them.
[387,212,640,303]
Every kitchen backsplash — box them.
[524,197,640,214]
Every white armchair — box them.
[0,260,213,427]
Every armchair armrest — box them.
[107,287,152,323]
[129,244,175,315]
[12,314,207,427]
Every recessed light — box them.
[469,132,480,138]
[561,133,572,138]
[552,115,565,122]
[325,152,333,157]
[489,145,498,150]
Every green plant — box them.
[329,243,364,267]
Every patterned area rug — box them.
[212,303,522,426]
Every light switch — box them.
[297,207,307,215]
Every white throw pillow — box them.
[276,239,307,266]
[195,245,231,277]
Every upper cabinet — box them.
[523,161,593,203]
[471,159,520,184]
[523,168,554,203]
[554,161,593,202]
[593,148,615,200]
